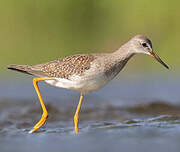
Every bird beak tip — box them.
[149,51,169,69]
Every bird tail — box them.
[7,64,34,75]
[7,64,48,77]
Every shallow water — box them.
[0,75,180,152]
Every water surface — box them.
[0,75,180,152]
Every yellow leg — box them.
[29,77,54,134]
[74,94,84,133]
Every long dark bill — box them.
[150,52,169,69]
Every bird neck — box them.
[112,42,135,62]
[102,43,135,80]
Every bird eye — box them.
[142,42,148,48]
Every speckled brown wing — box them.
[35,54,95,79]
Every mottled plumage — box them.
[40,54,95,79]
[8,54,95,79]
[7,35,169,134]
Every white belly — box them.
[45,73,110,94]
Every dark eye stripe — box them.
[142,43,148,47]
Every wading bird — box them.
[8,35,169,133]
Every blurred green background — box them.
[1,0,179,75]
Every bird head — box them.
[130,35,169,69]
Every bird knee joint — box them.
[43,113,48,119]
[33,78,38,84]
